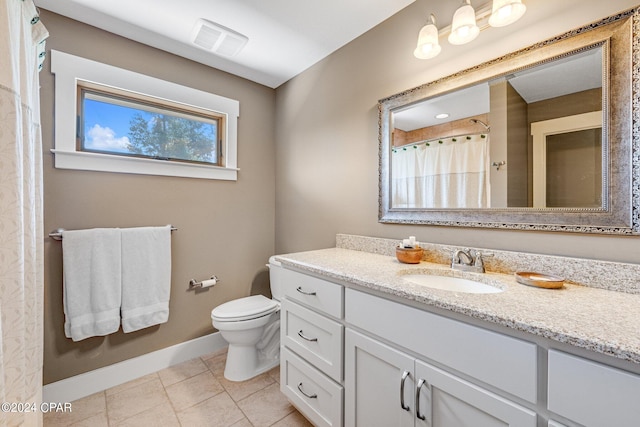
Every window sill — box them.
[51,149,239,181]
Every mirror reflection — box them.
[390,46,604,210]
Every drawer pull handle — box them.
[297,382,318,399]
[298,330,318,342]
[400,370,411,412]
[296,286,317,296]
[416,378,427,420]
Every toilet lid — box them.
[211,295,279,322]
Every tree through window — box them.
[79,84,222,165]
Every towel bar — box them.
[49,225,178,241]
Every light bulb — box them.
[456,26,471,39]
[488,0,526,27]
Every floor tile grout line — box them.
[266,407,297,427]
[105,377,171,426]
[235,402,254,427]
[157,356,225,418]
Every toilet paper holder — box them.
[188,275,220,290]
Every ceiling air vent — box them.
[191,19,248,57]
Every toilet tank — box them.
[268,256,284,301]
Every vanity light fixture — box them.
[448,0,480,45]
[414,14,442,59]
[414,0,527,59]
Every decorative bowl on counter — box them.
[515,272,564,289]
[396,247,424,264]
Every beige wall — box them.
[489,81,509,207]
[506,83,529,207]
[41,11,276,384]
[274,0,640,262]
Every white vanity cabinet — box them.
[279,267,345,427]
[345,329,537,427]
[547,350,640,427]
[344,288,537,427]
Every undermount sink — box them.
[402,274,504,294]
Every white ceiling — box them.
[35,0,416,88]
[394,84,491,132]
[508,47,602,103]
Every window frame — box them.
[51,50,239,180]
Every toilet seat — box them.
[211,295,279,322]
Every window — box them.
[51,50,239,180]
[79,84,223,165]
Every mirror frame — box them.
[379,8,639,234]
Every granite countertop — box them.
[276,247,640,365]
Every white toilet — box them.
[211,257,283,381]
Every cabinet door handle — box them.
[296,286,317,296]
[416,378,427,421]
[297,382,318,399]
[297,330,318,342]
[400,370,411,411]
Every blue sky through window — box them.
[83,98,139,153]
[82,94,219,163]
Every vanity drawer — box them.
[548,350,640,427]
[345,288,537,403]
[280,267,344,319]
[282,299,343,382]
[281,347,343,427]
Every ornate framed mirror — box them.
[378,8,638,234]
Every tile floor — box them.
[43,350,313,427]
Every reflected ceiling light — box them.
[435,113,450,119]
[414,14,442,59]
[488,0,527,27]
[448,0,480,45]
[414,1,527,60]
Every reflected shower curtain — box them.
[392,134,490,209]
[0,1,48,426]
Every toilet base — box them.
[223,344,279,382]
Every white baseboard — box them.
[43,332,227,403]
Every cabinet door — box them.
[414,360,537,427]
[345,329,415,427]
[548,350,640,427]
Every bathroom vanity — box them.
[277,235,640,427]
[275,9,640,427]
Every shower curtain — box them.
[392,134,490,209]
[0,1,48,426]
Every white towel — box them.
[121,226,172,333]
[62,228,122,341]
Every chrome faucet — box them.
[451,248,491,273]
